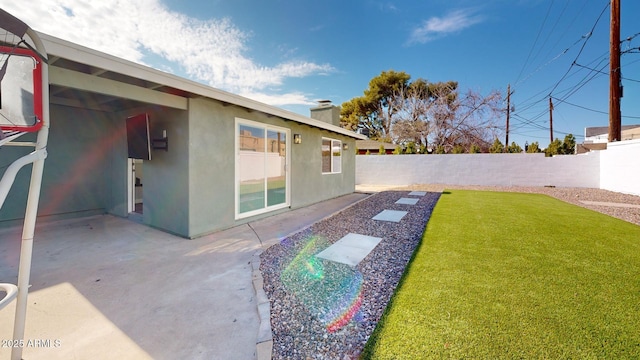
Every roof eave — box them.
[38,32,366,140]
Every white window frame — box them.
[235,118,291,219]
[322,137,342,174]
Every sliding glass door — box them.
[266,129,287,207]
[236,119,289,218]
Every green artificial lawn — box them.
[363,190,640,359]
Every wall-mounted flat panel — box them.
[126,113,151,160]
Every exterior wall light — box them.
[293,134,302,144]
[343,143,349,150]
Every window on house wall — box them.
[236,119,289,218]
[322,138,342,174]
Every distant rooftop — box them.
[585,124,640,137]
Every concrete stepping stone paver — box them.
[408,191,426,196]
[396,197,419,205]
[316,233,383,267]
[372,209,408,222]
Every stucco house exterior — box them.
[0,32,365,238]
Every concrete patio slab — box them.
[250,193,369,249]
[0,192,369,360]
[372,210,408,222]
[408,191,427,196]
[316,233,383,267]
[395,197,419,205]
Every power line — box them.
[574,61,640,82]
[552,97,607,114]
[506,1,640,142]
[513,36,585,89]
[510,113,550,132]
[514,46,609,117]
[552,97,640,119]
[539,1,590,63]
[513,1,601,92]
[515,0,555,85]
[514,13,612,126]
[546,2,610,97]
[554,58,608,102]
[622,31,640,43]
[509,116,584,140]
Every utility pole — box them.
[505,84,511,150]
[609,0,622,142]
[549,97,554,144]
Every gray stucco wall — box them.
[106,111,129,218]
[186,97,356,238]
[0,103,190,235]
[289,124,355,207]
[0,105,118,226]
[132,107,190,236]
[0,135,33,224]
[187,98,235,238]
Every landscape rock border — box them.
[259,191,440,359]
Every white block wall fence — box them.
[599,139,640,196]
[356,140,640,196]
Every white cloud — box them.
[379,2,398,12]
[1,0,333,106]
[239,91,316,107]
[408,8,484,44]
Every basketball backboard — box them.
[0,46,43,132]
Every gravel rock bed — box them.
[260,191,440,359]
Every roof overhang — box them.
[39,32,366,140]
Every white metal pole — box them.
[11,28,49,360]
[0,151,46,207]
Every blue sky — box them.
[3,0,640,147]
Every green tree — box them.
[342,71,502,149]
[340,70,410,140]
[526,141,541,153]
[393,145,402,155]
[452,144,465,154]
[560,134,576,154]
[404,142,417,154]
[419,143,427,154]
[435,145,446,154]
[378,144,386,155]
[545,138,563,157]
[489,138,504,153]
[507,142,523,153]
[469,144,481,153]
